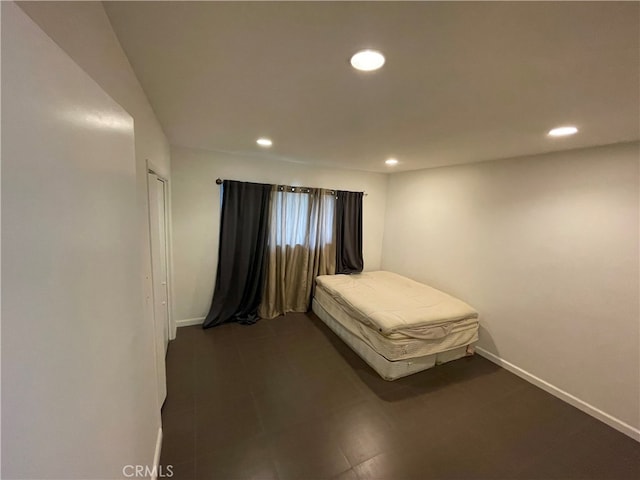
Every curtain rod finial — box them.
[216,178,223,185]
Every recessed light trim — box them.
[350,50,385,72]
[256,137,273,147]
[548,126,578,137]
[385,158,398,166]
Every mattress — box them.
[315,285,478,362]
[315,271,478,339]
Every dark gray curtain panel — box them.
[203,180,271,328]
[335,190,364,274]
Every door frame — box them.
[146,159,175,342]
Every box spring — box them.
[312,297,472,381]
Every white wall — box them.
[16,2,170,174]
[2,3,157,477]
[382,142,640,436]
[17,1,173,334]
[171,146,388,324]
[5,0,172,476]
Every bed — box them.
[312,271,479,380]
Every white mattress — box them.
[315,271,478,339]
[315,285,478,362]
[312,297,470,381]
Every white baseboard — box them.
[176,316,204,327]
[475,347,640,443]
[151,427,162,480]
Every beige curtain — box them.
[258,186,336,319]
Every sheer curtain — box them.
[258,186,336,319]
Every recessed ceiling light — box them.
[256,137,272,147]
[350,50,385,72]
[385,158,398,166]
[548,126,578,137]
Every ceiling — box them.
[104,1,639,173]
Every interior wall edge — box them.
[386,140,640,178]
[152,427,163,480]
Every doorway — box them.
[148,168,170,405]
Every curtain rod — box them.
[215,178,367,196]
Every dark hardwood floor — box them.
[160,313,640,479]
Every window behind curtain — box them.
[271,189,335,249]
[258,188,336,319]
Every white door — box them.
[148,172,169,404]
